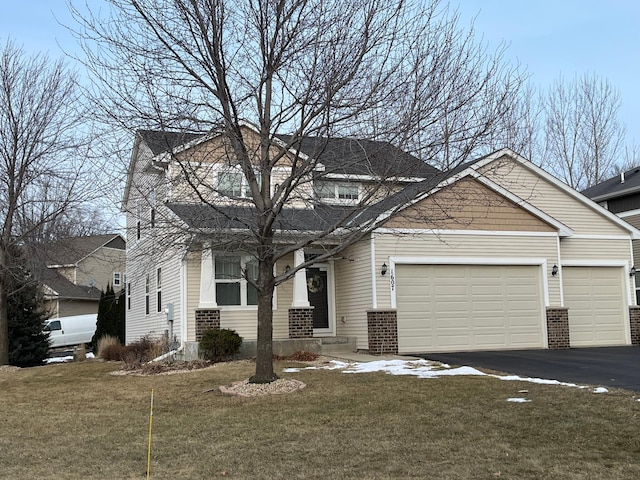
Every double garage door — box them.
[396,264,628,354]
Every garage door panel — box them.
[563,266,627,347]
[397,264,544,353]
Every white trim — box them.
[199,246,217,308]
[375,227,559,237]
[180,257,187,344]
[561,260,629,267]
[556,236,564,306]
[370,233,378,309]
[618,208,640,218]
[291,249,310,308]
[568,234,633,240]
[323,173,427,182]
[311,262,336,337]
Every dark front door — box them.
[306,267,329,329]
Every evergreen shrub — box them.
[199,328,242,362]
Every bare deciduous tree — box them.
[0,41,89,365]
[544,74,625,190]
[71,0,525,382]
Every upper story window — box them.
[113,272,122,287]
[314,181,359,202]
[214,255,258,306]
[217,169,262,198]
[156,267,162,313]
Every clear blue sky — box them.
[2,0,639,148]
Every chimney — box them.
[621,171,625,183]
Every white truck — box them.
[43,314,97,349]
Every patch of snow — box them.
[507,398,531,403]
[285,358,600,390]
[45,353,95,364]
[592,387,608,394]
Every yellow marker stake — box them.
[147,389,154,480]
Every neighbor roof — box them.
[41,269,102,301]
[581,167,640,201]
[45,234,125,267]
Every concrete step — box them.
[319,336,357,354]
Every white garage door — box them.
[396,264,544,354]
[563,267,627,347]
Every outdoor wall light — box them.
[285,264,291,273]
[381,263,388,276]
[551,264,559,277]
[631,266,636,277]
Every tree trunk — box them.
[250,258,278,383]
[0,255,9,365]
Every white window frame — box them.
[136,200,142,240]
[214,255,258,308]
[113,272,122,287]
[217,168,262,199]
[314,181,359,203]
[150,189,156,228]
[127,281,131,311]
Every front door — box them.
[306,267,329,329]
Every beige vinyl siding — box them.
[560,238,632,261]
[374,232,560,308]
[76,247,125,291]
[184,251,293,342]
[481,158,630,236]
[334,241,373,350]
[158,251,183,343]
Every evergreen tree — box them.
[91,284,125,350]
[6,257,50,367]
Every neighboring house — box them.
[582,168,640,303]
[123,126,640,356]
[42,234,126,318]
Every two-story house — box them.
[42,234,126,318]
[123,125,640,356]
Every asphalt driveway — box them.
[419,346,640,392]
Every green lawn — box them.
[1,359,639,479]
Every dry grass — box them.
[1,359,640,479]
[96,335,120,358]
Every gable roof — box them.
[135,128,438,179]
[45,234,125,267]
[581,168,640,201]
[41,268,102,301]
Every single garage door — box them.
[563,266,627,347]
[396,264,544,354]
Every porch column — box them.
[291,249,310,307]
[199,244,217,308]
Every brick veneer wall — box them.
[546,307,570,349]
[630,306,640,346]
[367,310,398,355]
[288,308,314,338]
[195,309,221,341]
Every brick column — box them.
[546,307,570,349]
[195,309,221,341]
[288,308,314,338]
[629,306,640,346]
[367,310,398,355]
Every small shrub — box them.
[96,335,120,359]
[199,328,242,362]
[100,343,127,361]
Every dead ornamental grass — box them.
[1,360,640,479]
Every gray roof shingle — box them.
[582,168,640,201]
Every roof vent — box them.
[621,171,625,183]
